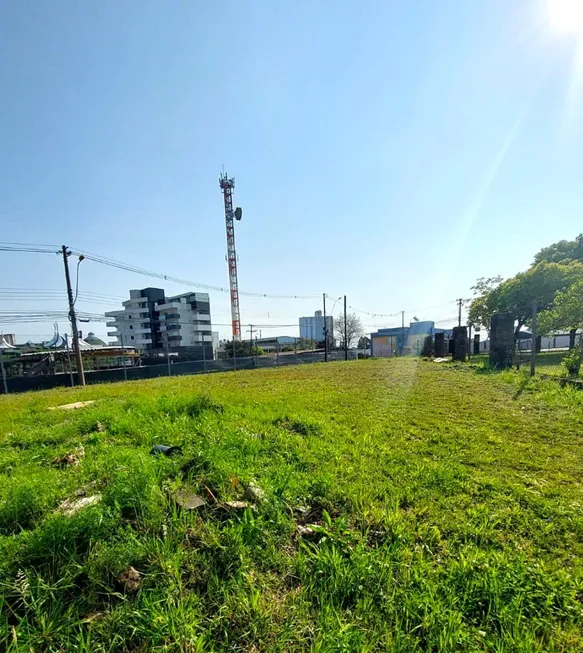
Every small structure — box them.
[9,345,139,377]
[0,334,16,348]
[254,335,296,352]
[84,332,107,347]
[371,321,451,357]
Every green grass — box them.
[472,351,579,377]
[1,359,583,651]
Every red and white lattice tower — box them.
[219,172,242,339]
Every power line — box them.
[0,243,59,254]
[71,247,319,299]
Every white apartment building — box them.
[105,288,213,357]
[157,292,212,350]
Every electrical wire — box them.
[0,243,59,254]
[71,247,320,299]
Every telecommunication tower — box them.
[219,172,243,339]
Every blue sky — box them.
[1,0,582,341]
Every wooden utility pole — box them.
[457,299,463,327]
[62,246,85,386]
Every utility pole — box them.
[457,299,463,327]
[248,324,255,367]
[401,311,405,356]
[0,347,7,395]
[323,293,328,363]
[344,295,348,361]
[62,246,85,386]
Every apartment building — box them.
[105,288,213,358]
[157,292,212,350]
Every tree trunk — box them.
[569,328,577,350]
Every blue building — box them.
[370,321,451,357]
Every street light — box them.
[323,295,342,361]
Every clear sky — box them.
[1,0,582,341]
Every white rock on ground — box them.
[59,494,102,517]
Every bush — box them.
[561,349,581,377]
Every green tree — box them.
[467,276,503,332]
[533,233,583,265]
[358,336,371,349]
[468,262,583,336]
[538,279,583,348]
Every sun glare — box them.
[547,0,583,34]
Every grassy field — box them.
[471,350,579,378]
[1,359,583,652]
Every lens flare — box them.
[547,0,583,34]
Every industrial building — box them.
[254,335,297,352]
[105,288,213,358]
[299,310,333,345]
[370,320,451,357]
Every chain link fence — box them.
[514,333,580,378]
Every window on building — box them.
[131,336,134,340]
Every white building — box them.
[105,288,213,358]
[157,292,212,350]
[299,310,333,344]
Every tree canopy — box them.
[358,336,371,350]
[538,279,583,339]
[533,233,583,265]
[468,249,583,335]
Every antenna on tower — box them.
[219,171,242,340]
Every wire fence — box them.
[473,330,581,380]
[514,336,581,379]
[0,348,360,394]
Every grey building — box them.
[299,310,333,344]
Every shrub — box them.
[561,349,581,377]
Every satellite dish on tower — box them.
[235,207,242,221]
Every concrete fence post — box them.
[434,333,445,357]
[452,326,468,362]
[489,313,515,369]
